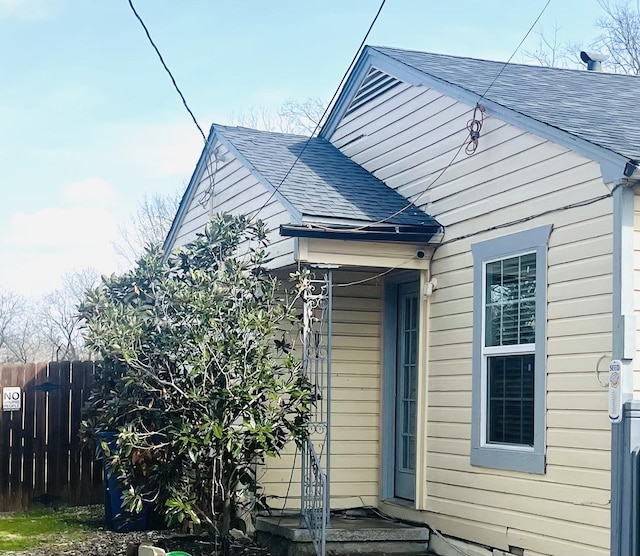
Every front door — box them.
[394,282,418,501]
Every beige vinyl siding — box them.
[299,238,430,270]
[169,140,296,269]
[634,192,640,394]
[260,270,382,509]
[331,86,613,555]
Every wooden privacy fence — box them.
[0,361,103,512]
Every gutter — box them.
[280,223,443,244]
[611,178,639,556]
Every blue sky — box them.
[0,0,605,295]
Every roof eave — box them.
[162,126,216,258]
[320,45,377,139]
[322,46,633,182]
[280,223,443,244]
[213,127,304,224]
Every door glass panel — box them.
[399,290,418,471]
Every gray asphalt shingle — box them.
[214,124,438,227]
[373,46,640,161]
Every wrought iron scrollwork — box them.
[300,269,333,556]
[301,438,327,556]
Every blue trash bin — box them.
[97,432,150,532]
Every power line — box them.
[302,0,553,233]
[436,183,619,250]
[479,0,552,100]
[127,0,207,144]
[333,257,417,288]
[343,173,620,295]
[250,0,387,222]
[306,115,474,234]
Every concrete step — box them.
[256,515,430,556]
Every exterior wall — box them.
[261,269,383,510]
[634,192,640,394]
[168,139,296,269]
[330,83,614,556]
[299,238,430,270]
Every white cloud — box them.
[8,205,118,248]
[116,121,204,178]
[0,176,120,296]
[62,176,116,206]
[0,0,64,20]
[0,245,120,298]
[0,0,24,9]
[0,118,205,296]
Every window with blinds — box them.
[471,225,549,473]
[483,253,536,446]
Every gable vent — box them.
[345,68,403,116]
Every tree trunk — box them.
[221,485,232,556]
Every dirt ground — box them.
[1,506,270,556]
[5,529,270,556]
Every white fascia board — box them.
[320,46,379,140]
[162,125,216,258]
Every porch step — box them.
[256,514,430,556]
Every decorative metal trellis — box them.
[300,269,333,556]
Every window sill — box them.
[471,446,545,474]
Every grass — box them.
[0,505,103,552]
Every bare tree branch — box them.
[278,97,325,135]
[0,289,24,349]
[0,290,52,363]
[523,2,640,75]
[523,24,583,68]
[113,191,182,266]
[3,313,48,363]
[595,0,640,74]
[232,97,326,136]
[39,267,99,361]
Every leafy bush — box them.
[80,214,312,536]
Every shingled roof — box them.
[372,46,640,162]
[214,124,439,228]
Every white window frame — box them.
[480,251,536,452]
[470,226,551,474]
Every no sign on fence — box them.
[2,387,21,411]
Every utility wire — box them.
[305,118,473,235]
[437,183,619,249]
[334,178,619,295]
[250,0,387,222]
[479,0,552,100]
[304,0,553,233]
[127,0,207,144]
[333,257,417,288]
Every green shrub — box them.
[80,214,312,536]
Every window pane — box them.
[520,253,536,344]
[485,254,536,347]
[485,261,502,345]
[487,354,535,446]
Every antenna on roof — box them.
[580,51,610,72]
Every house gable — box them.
[163,128,299,269]
[164,122,441,268]
[322,46,635,182]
